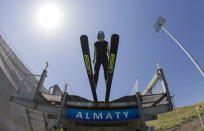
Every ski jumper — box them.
[93,40,109,86]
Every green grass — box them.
[147,102,204,131]
[197,128,204,131]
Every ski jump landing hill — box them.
[10,35,174,131]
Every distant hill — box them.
[147,102,204,131]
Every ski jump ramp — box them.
[11,67,173,131]
[0,33,173,131]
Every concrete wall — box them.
[0,34,49,131]
[62,119,142,131]
[0,67,31,131]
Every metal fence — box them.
[0,34,39,92]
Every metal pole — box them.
[158,68,173,111]
[55,84,68,129]
[161,26,204,78]
[196,106,204,128]
[171,94,176,110]
[33,62,48,103]
[135,92,147,130]
[130,80,140,95]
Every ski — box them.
[105,34,120,102]
[80,35,98,102]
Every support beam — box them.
[33,62,48,103]
[54,84,69,129]
[158,69,173,111]
[135,92,147,130]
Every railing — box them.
[0,34,39,92]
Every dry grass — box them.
[147,102,204,131]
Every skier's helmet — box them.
[97,31,105,39]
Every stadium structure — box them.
[0,33,173,131]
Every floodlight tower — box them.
[154,16,204,78]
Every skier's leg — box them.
[102,56,108,81]
[94,59,101,86]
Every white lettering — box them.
[115,112,121,119]
[106,113,113,120]
[93,113,102,119]
[74,111,129,120]
[86,112,90,119]
[75,112,83,119]
[123,112,129,119]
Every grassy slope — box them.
[147,102,204,131]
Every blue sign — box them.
[66,108,140,122]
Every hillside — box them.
[147,102,204,131]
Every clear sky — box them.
[0,0,204,107]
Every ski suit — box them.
[93,40,109,86]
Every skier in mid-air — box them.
[92,31,109,87]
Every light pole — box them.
[196,106,204,128]
[153,16,204,78]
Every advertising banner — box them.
[66,108,140,122]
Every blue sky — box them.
[0,0,204,107]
